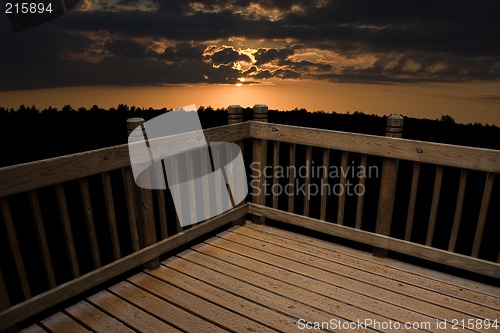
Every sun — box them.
[235,77,246,87]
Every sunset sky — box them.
[1,0,500,125]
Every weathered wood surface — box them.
[426,165,444,247]
[249,204,500,279]
[0,122,249,197]
[21,223,499,333]
[0,197,31,299]
[448,169,468,251]
[250,122,500,173]
[79,178,102,268]
[55,184,80,278]
[0,205,247,330]
[405,162,421,240]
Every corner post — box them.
[227,105,246,226]
[252,104,268,224]
[127,118,159,269]
[373,115,404,258]
[228,104,244,151]
[228,105,243,125]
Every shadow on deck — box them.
[23,223,500,333]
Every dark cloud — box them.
[160,43,206,62]
[0,0,499,90]
[209,46,251,65]
[107,38,146,58]
[254,48,294,65]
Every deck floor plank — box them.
[157,260,364,331]
[208,232,485,332]
[129,272,277,333]
[109,281,226,333]
[162,253,369,333]
[87,290,182,333]
[246,223,500,298]
[190,241,436,330]
[64,301,135,333]
[20,325,48,333]
[39,312,90,333]
[147,263,306,333]
[176,248,414,333]
[234,225,500,313]
[23,222,499,333]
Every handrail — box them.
[0,122,249,197]
[250,121,500,173]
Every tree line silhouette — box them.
[0,104,498,167]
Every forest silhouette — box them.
[1,104,499,167]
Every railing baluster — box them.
[0,197,31,299]
[426,165,444,246]
[303,146,312,217]
[102,172,121,260]
[151,159,168,238]
[186,150,199,225]
[355,154,367,229]
[55,184,80,278]
[157,189,168,240]
[337,151,348,225]
[211,144,224,217]
[28,190,57,287]
[320,148,330,221]
[405,162,421,240]
[121,167,140,252]
[272,141,280,209]
[472,173,495,257]
[288,143,296,213]
[448,169,468,252]
[78,178,101,268]
[200,147,212,224]
[169,155,182,233]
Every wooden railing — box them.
[247,109,500,280]
[1,105,500,331]
[0,116,249,331]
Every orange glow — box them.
[1,81,499,126]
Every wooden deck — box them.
[20,223,500,333]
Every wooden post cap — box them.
[228,105,243,124]
[127,118,145,134]
[386,115,404,137]
[253,104,268,122]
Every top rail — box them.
[2,120,499,198]
[0,122,249,197]
[250,121,500,173]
